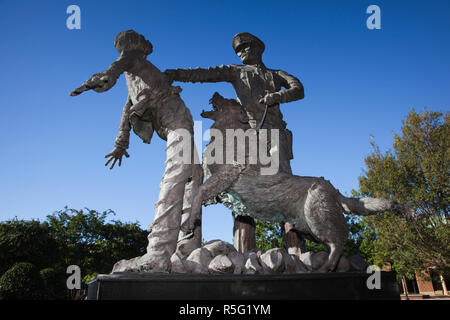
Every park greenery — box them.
[0,208,148,299]
[0,109,448,299]
[358,109,449,279]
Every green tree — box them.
[0,219,59,276]
[0,262,45,300]
[255,220,283,251]
[359,109,449,278]
[46,207,148,281]
[0,207,149,299]
[40,267,66,299]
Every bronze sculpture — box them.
[70,30,413,274]
[164,32,305,253]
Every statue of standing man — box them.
[165,32,306,254]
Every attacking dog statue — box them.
[189,92,412,272]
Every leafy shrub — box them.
[0,262,45,300]
[40,267,66,299]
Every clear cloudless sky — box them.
[1,0,449,243]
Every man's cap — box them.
[232,32,265,53]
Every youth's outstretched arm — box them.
[70,50,139,96]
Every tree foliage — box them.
[46,207,148,282]
[359,109,449,277]
[0,219,59,276]
[0,207,149,299]
[39,267,66,299]
[255,220,283,251]
[0,262,45,300]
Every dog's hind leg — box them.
[303,180,348,272]
[317,242,344,272]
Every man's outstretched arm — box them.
[164,65,237,84]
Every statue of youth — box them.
[71,30,202,272]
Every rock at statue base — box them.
[243,252,263,275]
[299,252,314,271]
[292,255,309,273]
[185,247,212,274]
[203,240,236,257]
[244,248,263,260]
[113,242,369,275]
[208,254,235,274]
[260,248,285,274]
[170,253,187,273]
[228,251,245,274]
[112,256,140,273]
[311,251,329,271]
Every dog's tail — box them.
[337,194,415,219]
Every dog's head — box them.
[201,92,249,127]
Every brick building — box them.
[382,263,449,298]
[402,271,448,297]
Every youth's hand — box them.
[70,71,117,96]
[104,147,130,169]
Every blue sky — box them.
[1,0,449,243]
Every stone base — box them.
[87,272,400,300]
